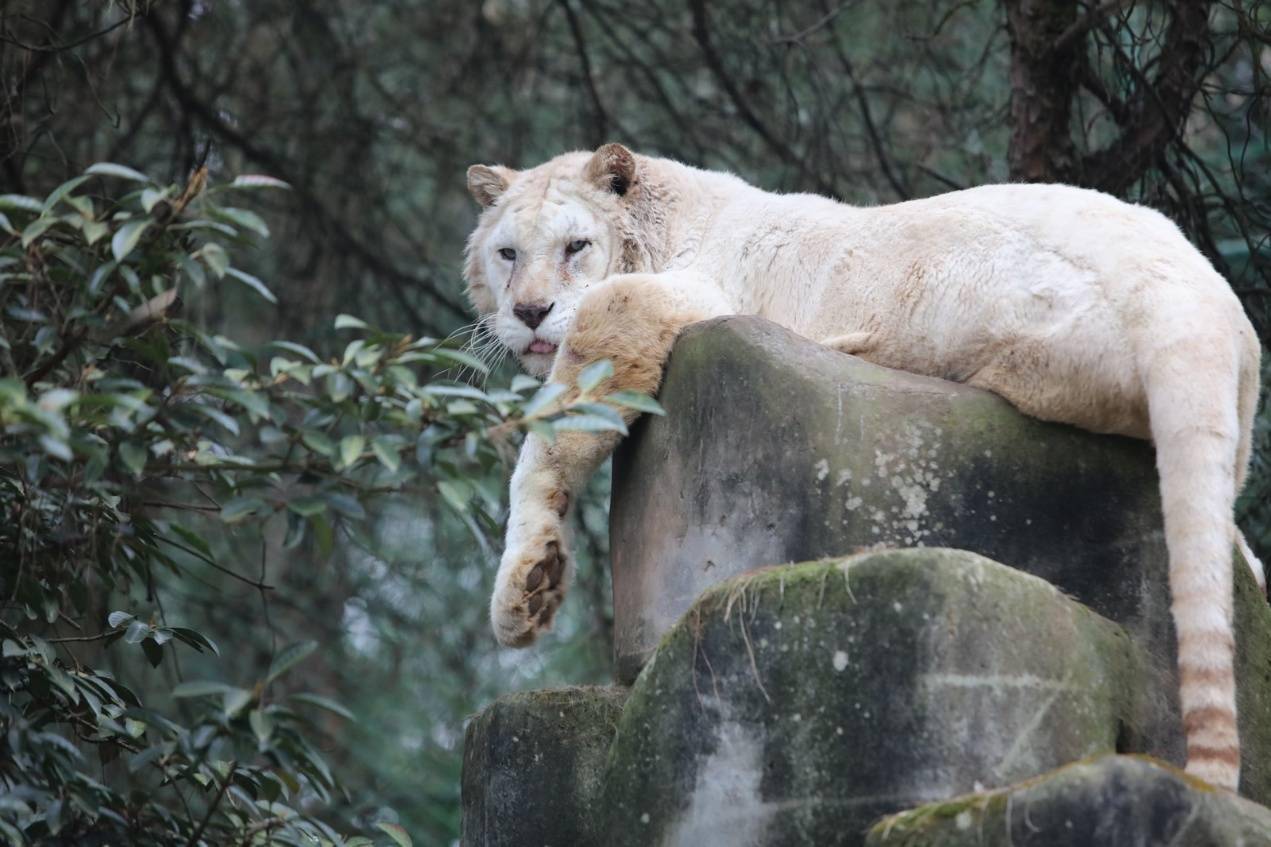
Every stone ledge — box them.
[600,550,1138,847]
[460,686,627,846]
[868,755,1271,846]
[610,316,1271,798]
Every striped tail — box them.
[1147,338,1243,790]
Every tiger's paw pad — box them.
[492,538,569,647]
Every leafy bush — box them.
[0,164,647,845]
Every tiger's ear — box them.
[585,143,636,197]
[466,164,518,207]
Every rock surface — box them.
[600,550,1137,847]
[867,755,1271,846]
[610,316,1271,799]
[460,686,626,846]
[611,316,1168,682]
[460,318,1271,845]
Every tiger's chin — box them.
[519,349,556,377]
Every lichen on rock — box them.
[867,755,1271,846]
[460,685,627,846]
[600,549,1139,846]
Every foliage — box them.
[0,0,1267,842]
[0,164,648,845]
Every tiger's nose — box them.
[513,302,554,329]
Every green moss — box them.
[602,550,1141,846]
[868,791,1006,845]
[461,686,628,846]
[868,755,1271,846]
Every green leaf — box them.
[446,399,478,415]
[577,359,614,393]
[553,413,627,434]
[200,243,229,278]
[339,434,365,469]
[223,687,253,717]
[85,162,150,182]
[270,340,321,363]
[65,194,92,218]
[168,356,207,374]
[301,430,335,457]
[37,388,78,411]
[169,627,219,656]
[249,708,273,743]
[267,641,318,683]
[170,524,213,559]
[432,347,489,374]
[371,437,401,472]
[42,176,90,213]
[213,206,270,237]
[225,267,278,303]
[111,220,149,262]
[286,495,328,517]
[221,496,268,523]
[522,382,567,418]
[605,389,666,415]
[327,371,355,403]
[0,194,43,212]
[140,186,172,213]
[82,219,108,245]
[123,621,150,644]
[511,374,540,393]
[422,384,489,401]
[88,260,116,294]
[141,638,164,668]
[39,435,72,461]
[190,404,240,435]
[118,442,146,476]
[324,492,365,520]
[527,419,557,441]
[377,823,412,847]
[179,253,206,287]
[223,387,270,420]
[334,313,368,330]
[288,692,355,721]
[21,216,57,248]
[229,174,291,190]
[342,339,366,366]
[438,479,472,514]
[173,680,233,698]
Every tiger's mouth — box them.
[526,339,558,355]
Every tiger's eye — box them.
[498,248,516,261]
[565,239,590,256]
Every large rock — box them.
[610,316,1271,798]
[600,550,1139,846]
[867,755,1271,846]
[460,686,627,846]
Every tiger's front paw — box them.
[490,527,570,647]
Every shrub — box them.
[0,164,647,845]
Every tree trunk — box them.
[1003,0,1080,183]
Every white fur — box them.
[465,147,1263,791]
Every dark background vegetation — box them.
[2,0,1269,843]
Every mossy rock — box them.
[868,755,1271,846]
[600,550,1139,847]
[611,316,1167,683]
[461,686,627,847]
[611,316,1271,799]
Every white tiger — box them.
[462,143,1264,791]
